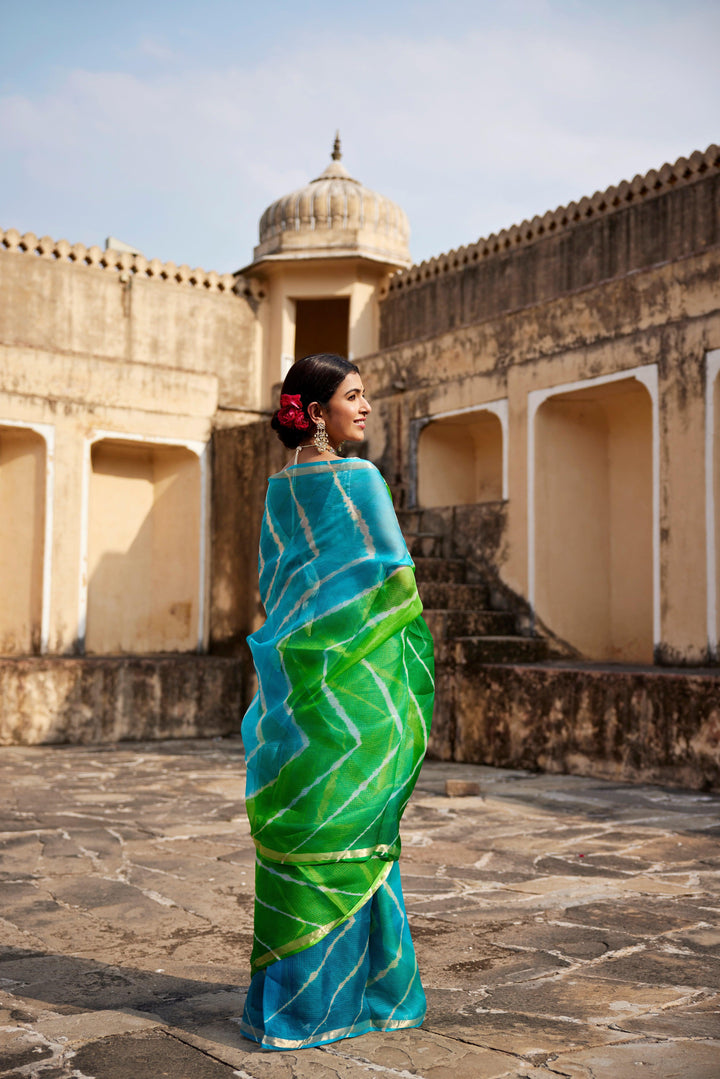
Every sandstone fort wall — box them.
[380,145,720,347]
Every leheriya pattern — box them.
[242,459,434,976]
[240,860,427,1048]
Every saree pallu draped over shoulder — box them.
[240,458,434,1049]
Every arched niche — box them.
[533,375,654,662]
[85,439,203,654]
[708,352,720,656]
[0,424,47,654]
[417,407,505,508]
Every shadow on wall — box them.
[713,365,720,653]
[0,435,247,746]
[209,420,285,710]
[86,440,202,654]
[534,377,653,663]
[418,410,503,509]
[0,426,46,655]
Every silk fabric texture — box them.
[242,458,434,980]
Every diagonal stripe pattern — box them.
[239,861,426,1049]
[242,459,434,980]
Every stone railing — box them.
[0,228,236,294]
[389,143,720,294]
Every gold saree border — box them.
[253,839,399,864]
[251,859,393,971]
[239,1013,425,1049]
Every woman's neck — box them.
[292,441,339,466]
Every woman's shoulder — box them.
[339,458,386,489]
[344,457,377,473]
[269,456,378,480]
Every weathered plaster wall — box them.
[210,420,284,706]
[0,232,265,658]
[363,242,720,666]
[446,662,720,792]
[380,146,720,349]
[349,152,720,787]
[0,231,260,407]
[0,656,242,745]
[0,233,257,743]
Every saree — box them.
[240,458,434,1049]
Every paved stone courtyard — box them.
[0,738,719,1078]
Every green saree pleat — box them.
[241,458,434,1042]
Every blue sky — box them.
[1,0,718,273]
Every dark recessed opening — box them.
[294,298,350,361]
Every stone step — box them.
[454,635,551,664]
[424,609,518,638]
[405,532,445,559]
[413,557,466,583]
[397,510,423,531]
[418,581,490,611]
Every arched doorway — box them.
[531,373,656,662]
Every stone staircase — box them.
[400,516,550,666]
[418,565,549,663]
[398,510,720,788]
[399,509,550,759]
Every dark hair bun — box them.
[271,408,307,449]
[272,353,360,449]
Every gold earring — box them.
[313,419,329,453]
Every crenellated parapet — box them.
[0,228,237,294]
[388,143,720,295]
[379,143,720,349]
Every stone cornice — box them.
[0,229,236,294]
[389,144,720,295]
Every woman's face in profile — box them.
[321,374,372,447]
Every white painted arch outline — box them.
[705,349,720,656]
[417,399,509,502]
[527,365,660,651]
[78,430,209,654]
[0,419,55,654]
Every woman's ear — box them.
[307,401,323,424]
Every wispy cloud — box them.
[1,6,718,271]
[136,36,177,62]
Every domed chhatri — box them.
[252,134,411,269]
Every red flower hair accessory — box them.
[277,393,310,430]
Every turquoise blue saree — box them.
[240,458,434,1049]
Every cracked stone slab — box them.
[480,974,699,1023]
[424,1007,636,1057]
[0,954,235,1014]
[669,926,720,950]
[546,898,720,935]
[71,1029,242,1078]
[32,1007,161,1045]
[580,948,720,989]
[0,1028,57,1074]
[493,921,640,960]
[617,993,720,1039]
[545,1038,720,1078]
[1,741,720,1078]
[167,1023,528,1078]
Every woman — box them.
[240,353,434,1050]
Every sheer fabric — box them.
[240,862,426,1048]
[241,459,433,1048]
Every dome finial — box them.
[332,131,342,162]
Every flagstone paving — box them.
[0,738,718,1078]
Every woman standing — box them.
[240,353,434,1050]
